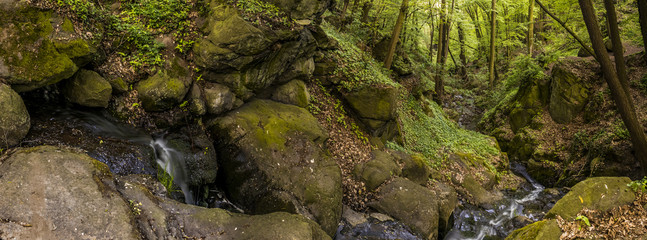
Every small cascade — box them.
[445,163,546,240]
[150,138,194,205]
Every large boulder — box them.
[545,177,635,220]
[0,146,138,239]
[0,6,94,92]
[549,60,591,124]
[203,82,237,115]
[352,150,401,191]
[135,58,191,111]
[163,127,219,187]
[63,69,112,108]
[342,85,399,130]
[508,76,550,132]
[271,79,310,108]
[115,175,331,240]
[369,178,450,239]
[208,99,342,236]
[0,83,29,147]
[505,219,561,240]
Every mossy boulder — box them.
[0,83,30,147]
[545,177,635,220]
[187,84,207,115]
[0,146,138,239]
[505,219,561,240]
[63,69,112,108]
[115,175,331,240]
[549,61,591,124]
[508,76,550,132]
[391,151,431,185]
[194,4,271,71]
[135,58,191,111]
[203,82,236,115]
[369,178,445,239]
[271,79,310,108]
[0,7,94,92]
[260,0,330,20]
[281,57,315,81]
[208,99,342,236]
[352,150,402,191]
[343,85,399,127]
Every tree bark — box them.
[579,0,647,174]
[458,22,467,76]
[536,0,596,60]
[638,0,647,61]
[384,0,409,69]
[434,0,447,104]
[604,0,631,97]
[528,0,535,55]
[489,0,496,88]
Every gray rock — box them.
[203,82,236,115]
[0,83,29,148]
[271,79,310,108]
[0,146,138,239]
[208,99,342,236]
[353,150,401,191]
[63,69,112,107]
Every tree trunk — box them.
[536,0,596,59]
[429,14,435,59]
[528,0,535,55]
[361,0,372,23]
[489,0,496,88]
[579,0,647,173]
[458,22,467,76]
[604,0,631,97]
[384,0,409,69]
[434,0,447,104]
[638,0,647,61]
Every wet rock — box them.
[512,215,533,229]
[353,150,401,191]
[0,146,138,239]
[271,79,310,108]
[369,178,441,239]
[545,177,634,220]
[433,182,458,236]
[0,5,95,92]
[505,219,561,240]
[454,174,503,208]
[0,83,29,147]
[63,69,112,108]
[135,58,191,111]
[164,127,218,187]
[208,99,342,236]
[203,82,236,115]
[549,59,591,124]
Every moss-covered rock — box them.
[0,146,138,239]
[0,6,95,92]
[135,58,191,111]
[0,83,30,147]
[187,84,207,116]
[115,175,331,240]
[352,150,401,191]
[194,4,271,71]
[545,177,635,220]
[508,76,550,132]
[281,57,315,81]
[392,151,431,185]
[164,127,218,187]
[203,82,236,115]
[549,60,591,124]
[208,99,342,237]
[261,0,330,20]
[271,79,310,108]
[63,69,112,108]
[505,219,561,240]
[343,85,399,124]
[369,178,445,239]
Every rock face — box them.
[0,146,138,239]
[135,58,191,111]
[353,150,401,191]
[63,69,112,107]
[505,219,561,240]
[545,177,635,220]
[369,178,446,239]
[115,175,331,240]
[0,5,94,92]
[203,82,236,115]
[549,60,590,124]
[208,99,342,236]
[0,83,30,147]
[261,0,331,20]
[164,127,218,187]
[271,79,310,108]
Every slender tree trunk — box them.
[361,0,372,23]
[434,0,447,104]
[489,0,496,88]
[536,0,596,60]
[384,0,409,69]
[638,0,647,61]
[604,0,631,97]
[458,23,467,76]
[579,0,647,174]
[429,14,436,59]
[528,0,535,55]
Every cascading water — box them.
[444,163,547,240]
[150,138,194,205]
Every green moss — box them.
[62,17,75,32]
[505,220,561,240]
[54,38,91,59]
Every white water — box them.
[445,163,545,240]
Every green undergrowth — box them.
[51,0,195,70]
[321,21,397,91]
[395,96,500,168]
[230,0,294,28]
